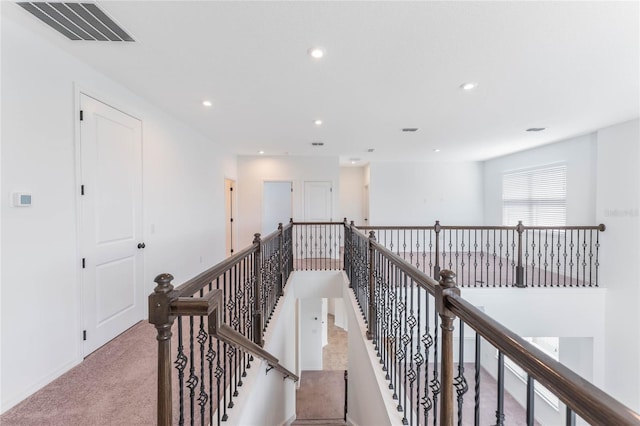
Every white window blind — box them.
[502,165,567,226]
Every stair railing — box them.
[344,222,640,425]
[358,221,606,288]
[149,221,296,426]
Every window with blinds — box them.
[502,164,567,226]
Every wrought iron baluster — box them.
[399,274,409,424]
[428,230,434,277]
[459,230,466,287]
[176,317,186,426]
[589,230,594,287]
[563,230,568,287]
[454,320,469,425]
[526,375,535,426]
[595,229,600,287]
[431,305,440,426]
[214,277,223,425]
[383,257,391,381]
[415,284,424,424]
[474,333,480,426]
[198,290,208,426]
[485,230,491,286]
[537,229,543,286]
[221,272,229,421]
[474,230,479,287]
[569,229,575,286]
[496,230,502,287]
[479,230,484,288]
[582,229,588,287]
[555,231,561,287]
[492,229,497,287]
[495,351,505,426]
[207,283,215,425]
[544,230,549,287]
[455,230,460,285]
[188,316,197,425]
[566,406,576,426]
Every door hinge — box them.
[80,110,84,121]
[81,185,85,195]
[82,258,86,268]
[83,330,87,341]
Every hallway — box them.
[294,314,348,425]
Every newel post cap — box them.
[154,273,174,292]
[439,269,457,289]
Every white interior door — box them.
[304,181,332,221]
[80,94,143,356]
[263,181,292,236]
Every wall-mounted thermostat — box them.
[12,192,32,207]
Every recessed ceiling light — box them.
[259,150,265,155]
[526,127,546,132]
[314,119,323,126]
[202,100,213,107]
[433,148,441,153]
[460,82,478,91]
[308,47,325,59]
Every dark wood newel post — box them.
[367,230,376,340]
[434,220,442,278]
[148,273,178,426]
[436,269,459,426]
[278,223,284,297]
[515,221,525,288]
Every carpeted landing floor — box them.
[0,321,157,425]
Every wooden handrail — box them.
[446,293,640,425]
[170,289,298,382]
[174,242,257,297]
[356,224,606,231]
[217,325,299,382]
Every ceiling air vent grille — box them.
[17,2,134,42]
[311,142,324,147]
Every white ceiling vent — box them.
[17,2,134,42]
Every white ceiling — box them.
[5,1,639,164]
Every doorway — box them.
[262,181,292,235]
[78,94,144,356]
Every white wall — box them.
[481,121,640,411]
[339,166,365,225]
[1,13,236,412]
[368,161,484,225]
[595,118,640,411]
[236,156,340,248]
[299,298,323,370]
[231,279,297,426]
[483,133,597,225]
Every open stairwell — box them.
[293,314,348,426]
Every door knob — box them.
[137,242,146,249]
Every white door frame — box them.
[74,86,145,357]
